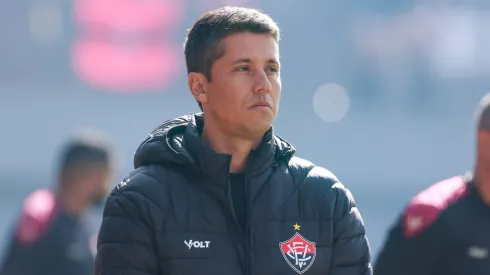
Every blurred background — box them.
[1,0,489,264]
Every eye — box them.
[267,66,279,73]
[236,65,250,72]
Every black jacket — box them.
[1,189,94,275]
[96,114,372,275]
[375,174,490,275]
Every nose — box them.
[253,70,272,94]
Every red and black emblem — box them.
[279,232,316,274]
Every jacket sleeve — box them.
[330,183,372,275]
[374,205,450,275]
[95,178,160,275]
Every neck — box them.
[474,163,490,205]
[201,118,262,173]
[58,186,88,218]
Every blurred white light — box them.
[29,4,63,44]
[427,8,476,78]
[312,83,350,123]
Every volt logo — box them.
[184,240,210,249]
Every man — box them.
[375,94,490,275]
[96,6,372,275]
[0,130,114,275]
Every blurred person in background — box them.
[375,93,490,275]
[0,129,114,275]
[96,6,371,275]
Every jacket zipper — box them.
[243,150,258,275]
[244,172,251,275]
[225,158,249,275]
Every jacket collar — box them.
[183,114,276,189]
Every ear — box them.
[188,72,208,106]
[478,130,490,143]
[477,130,490,155]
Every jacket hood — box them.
[134,113,295,170]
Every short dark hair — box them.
[184,6,280,110]
[58,129,114,181]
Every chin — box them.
[247,120,273,137]
[242,111,275,133]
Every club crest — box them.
[279,231,316,274]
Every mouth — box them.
[250,102,272,110]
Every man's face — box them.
[81,165,112,207]
[203,32,281,138]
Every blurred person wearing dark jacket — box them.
[0,130,114,275]
[375,93,490,275]
[95,6,372,275]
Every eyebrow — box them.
[232,58,280,65]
